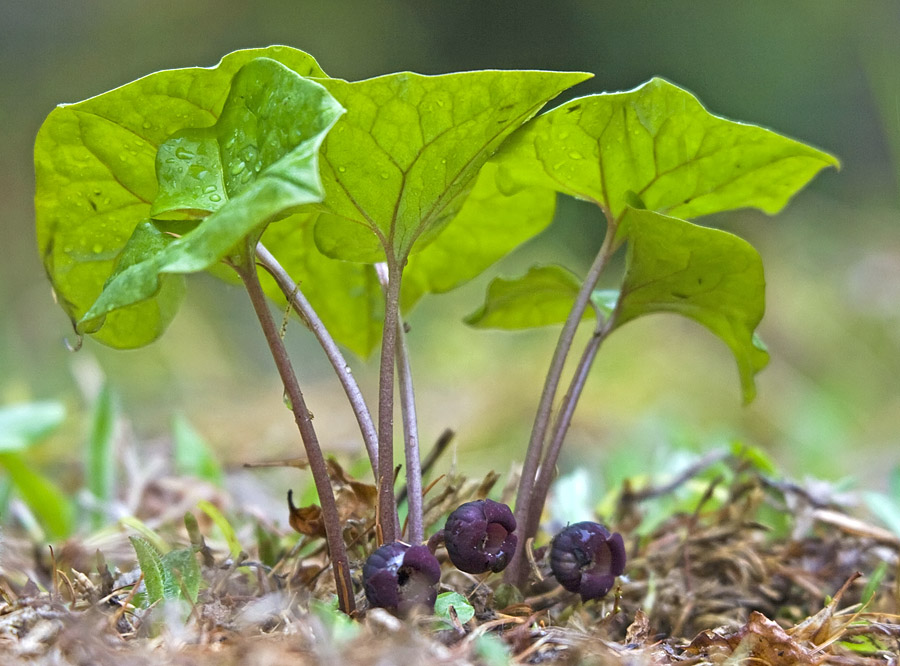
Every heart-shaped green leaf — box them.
[259,161,557,358]
[35,46,329,348]
[312,69,592,264]
[465,265,610,329]
[401,161,557,311]
[495,77,839,220]
[76,57,344,341]
[613,208,769,403]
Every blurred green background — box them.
[2,1,899,515]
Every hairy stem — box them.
[505,222,618,588]
[526,313,611,542]
[236,256,355,614]
[376,263,424,545]
[255,242,379,475]
[376,260,403,545]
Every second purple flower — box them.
[444,499,518,574]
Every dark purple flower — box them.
[549,522,626,602]
[362,541,441,613]
[444,499,518,574]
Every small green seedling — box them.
[34,46,837,612]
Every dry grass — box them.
[1,455,898,665]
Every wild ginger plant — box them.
[35,46,837,614]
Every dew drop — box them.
[338,166,347,173]
[64,334,84,353]
[142,121,152,130]
[380,172,389,180]
[209,194,222,202]
[282,389,293,411]
[92,243,103,254]
[568,151,584,160]
[230,161,246,175]
[203,185,217,194]
[175,147,194,160]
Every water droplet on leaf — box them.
[209,194,222,202]
[64,334,84,352]
[175,147,194,160]
[568,151,584,160]
[230,161,246,175]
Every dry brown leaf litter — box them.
[1,456,898,665]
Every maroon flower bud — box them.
[444,499,518,574]
[362,541,441,613]
[549,522,626,601]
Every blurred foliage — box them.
[1,1,898,521]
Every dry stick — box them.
[255,242,379,475]
[526,312,610,542]
[375,262,424,544]
[236,257,355,615]
[505,222,618,588]
[375,259,403,545]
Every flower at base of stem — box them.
[549,521,626,602]
[362,541,441,613]
[444,499,518,574]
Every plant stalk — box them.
[255,242,379,475]
[375,259,403,545]
[505,222,618,588]
[375,262,424,545]
[236,255,355,614]
[525,314,610,542]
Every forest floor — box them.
[1,453,898,665]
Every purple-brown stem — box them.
[236,255,355,614]
[505,221,617,588]
[255,242,379,475]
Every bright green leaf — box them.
[863,491,900,538]
[77,58,344,343]
[130,535,169,604]
[474,634,512,666]
[0,401,66,452]
[401,161,557,311]
[309,597,360,643]
[172,413,224,486]
[0,452,75,540]
[613,208,769,403]
[496,77,838,220]
[434,591,475,629]
[197,499,242,557]
[86,384,116,529]
[465,265,595,329]
[312,69,591,263]
[121,515,171,554]
[161,548,202,603]
[35,46,329,348]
